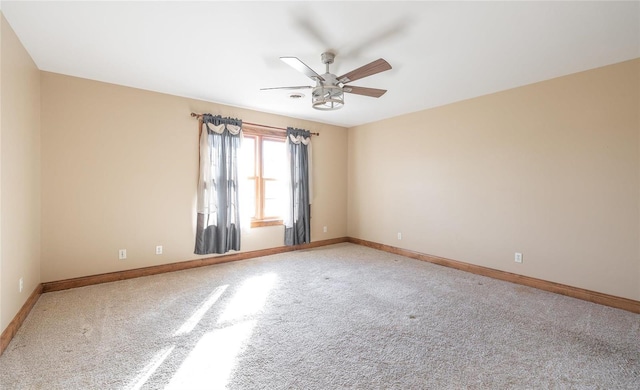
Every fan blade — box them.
[343,86,387,98]
[338,58,391,84]
[260,86,313,91]
[280,57,325,81]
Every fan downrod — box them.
[321,52,335,73]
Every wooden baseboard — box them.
[348,237,640,314]
[0,284,43,356]
[42,237,349,293]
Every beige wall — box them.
[0,13,42,332]
[40,72,348,282]
[348,59,640,301]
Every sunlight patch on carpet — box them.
[218,273,277,323]
[124,273,277,389]
[165,273,277,389]
[165,320,257,389]
[174,285,229,336]
[125,346,175,390]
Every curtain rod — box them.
[190,112,319,136]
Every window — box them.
[241,128,287,228]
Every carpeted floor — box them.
[1,243,638,389]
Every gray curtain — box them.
[284,127,312,246]
[195,114,242,255]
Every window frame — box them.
[242,126,287,228]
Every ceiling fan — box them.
[261,52,392,111]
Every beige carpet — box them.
[1,243,638,389]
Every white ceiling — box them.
[2,1,639,128]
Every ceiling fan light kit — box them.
[262,51,392,111]
[312,85,344,110]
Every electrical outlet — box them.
[19,278,23,293]
[515,252,523,263]
[119,249,127,260]
[156,245,163,255]
[323,226,327,233]
[397,232,402,240]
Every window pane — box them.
[263,139,286,179]
[241,178,256,219]
[241,137,255,177]
[264,179,286,217]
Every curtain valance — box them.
[202,113,242,127]
[287,127,312,145]
[201,114,242,135]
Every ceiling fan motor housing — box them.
[321,72,339,86]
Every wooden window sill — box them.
[250,219,283,228]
